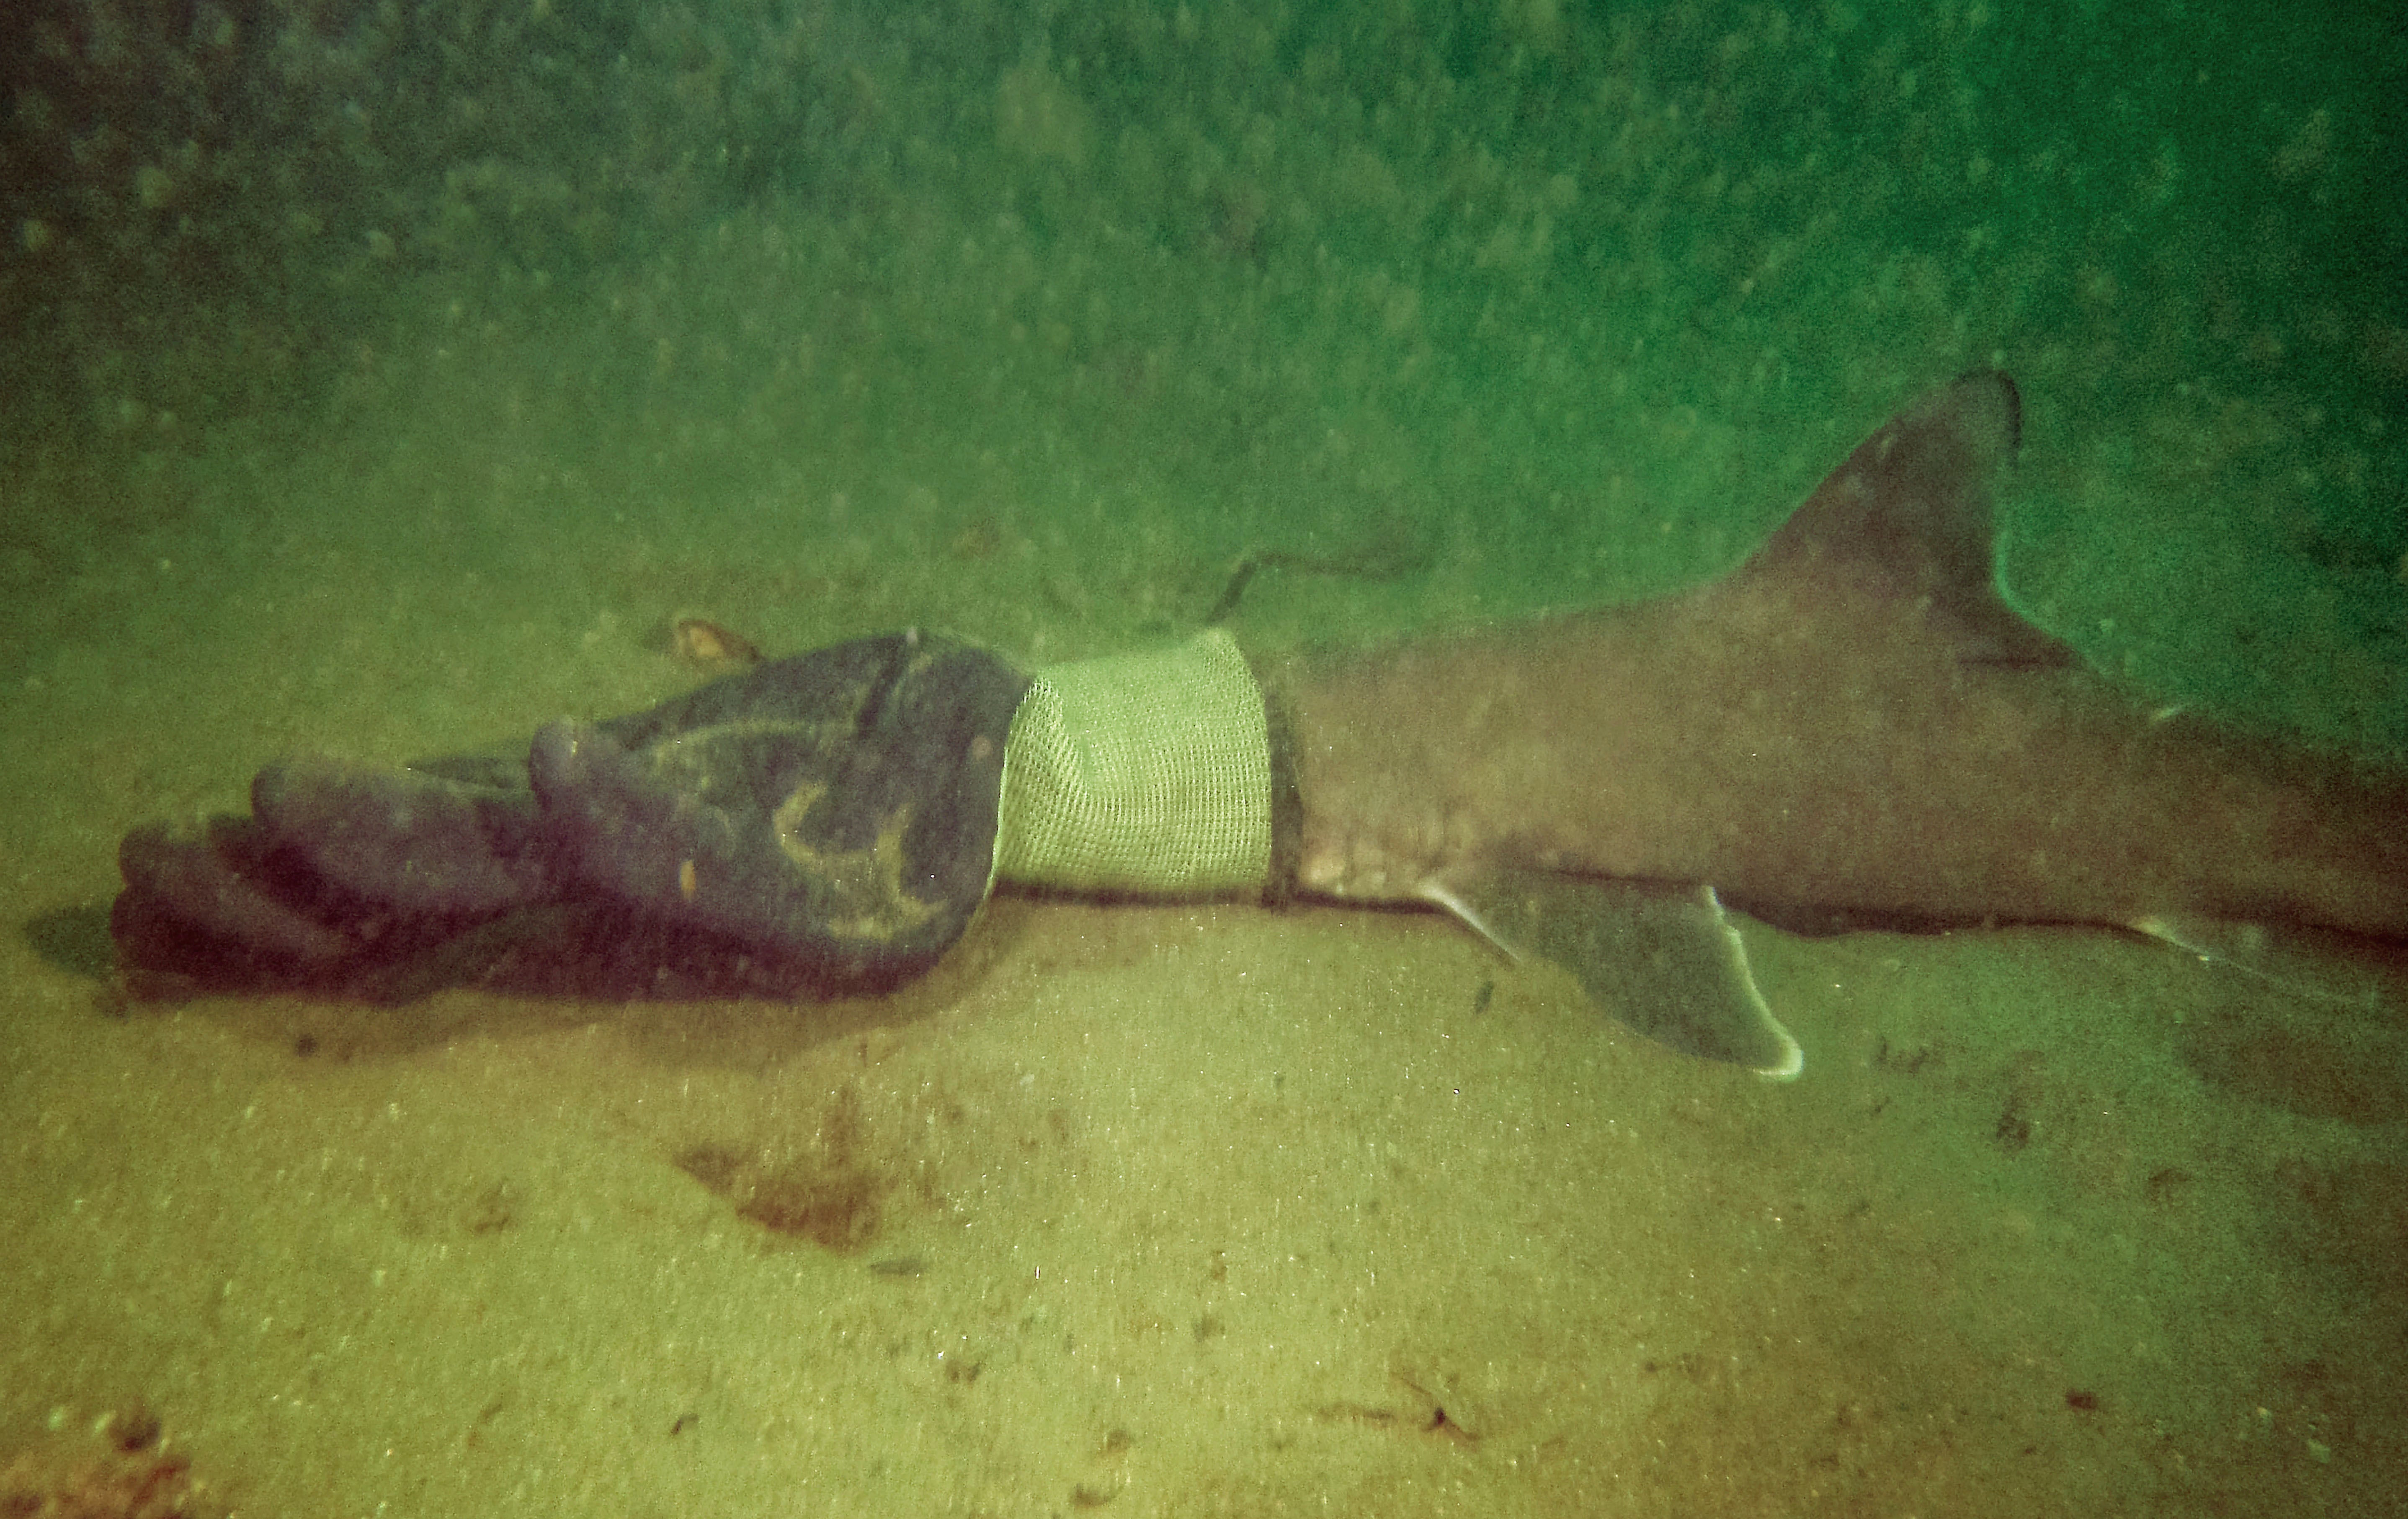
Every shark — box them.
[1249,371,2408,1076]
[105,372,2404,1077]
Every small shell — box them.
[670,617,762,670]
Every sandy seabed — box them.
[2,394,2404,1519]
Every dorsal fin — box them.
[1734,369,2076,669]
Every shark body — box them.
[1258,372,2408,1074]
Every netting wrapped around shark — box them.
[111,372,2408,1074]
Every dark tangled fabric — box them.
[111,632,1030,1002]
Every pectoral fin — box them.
[1424,870,1803,1079]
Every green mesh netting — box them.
[995,630,1271,896]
